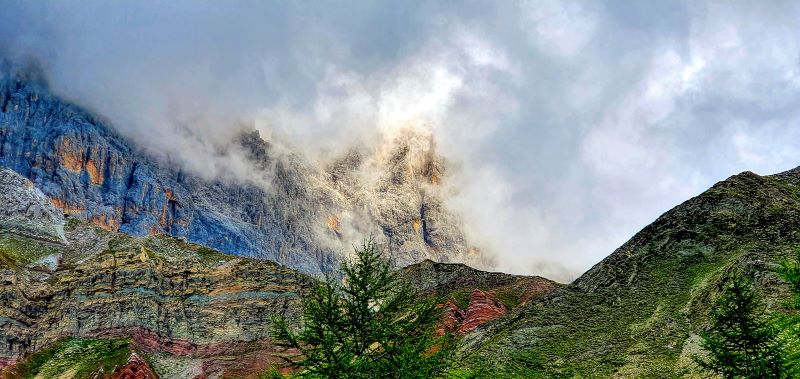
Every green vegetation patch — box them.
[495,288,523,309]
[0,233,59,269]
[144,352,203,379]
[450,289,471,310]
[194,244,235,265]
[457,243,774,376]
[64,217,81,231]
[15,338,131,379]
[141,233,245,267]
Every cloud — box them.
[2,0,800,281]
[522,0,597,59]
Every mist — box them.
[2,0,800,281]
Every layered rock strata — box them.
[0,167,309,378]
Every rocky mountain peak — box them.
[0,69,485,275]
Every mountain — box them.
[0,167,520,378]
[0,167,310,378]
[6,147,800,378]
[402,260,560,334]
[453,169,800,377]
[5,62,800,379]
[0,66,482,276]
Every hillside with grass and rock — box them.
[450,169,800,377]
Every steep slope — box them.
[0,66,481,275]
[0,168,309,378]
[455,170,800,377]
[6,339,157,379]
[402,260,561,335]
[0,168,65,243]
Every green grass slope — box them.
[10,339,131,379]
[455,170,800,378]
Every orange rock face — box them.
[49,198,85,215]
[58,138,84,173]
[86,159,104,185]
[57,138,107,185]
[159,190,176,231]
[412,218,421,233]
[440,290,507,335]
[109,353,158,379]
[158,205,169,229]
[326,215,340,232]
[91,213,121,231]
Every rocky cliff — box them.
[0,167,540,378]
[0,168,309,378]
[0,66,481,275]
[0,168,65,244]
[401,259,560,335]
[11,60,795,378]
[13,141,797,378]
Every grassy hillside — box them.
[454,170,800,377]
[10,339,132,379]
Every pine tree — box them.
[775,249,800,373]
[272,238,451,378]
[778,249,800,310]
[694,274,787,378]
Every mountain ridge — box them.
[5,156,800,377]
[5,63,800,378]
[0,66,483,275]
[0,167,527,378]
[0,167,310,377]
[452,168,800,377]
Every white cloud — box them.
[522,0,597,59]
[3,1,800,281]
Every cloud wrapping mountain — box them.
[1,1,800,280]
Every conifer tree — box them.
[778,249,800,310]
[695,274,788,378]
[272,238,451,378]
[774,249,800,373]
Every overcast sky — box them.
[2,1,800,281]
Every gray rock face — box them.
[0,167,65,242]
[0,66,485,275]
